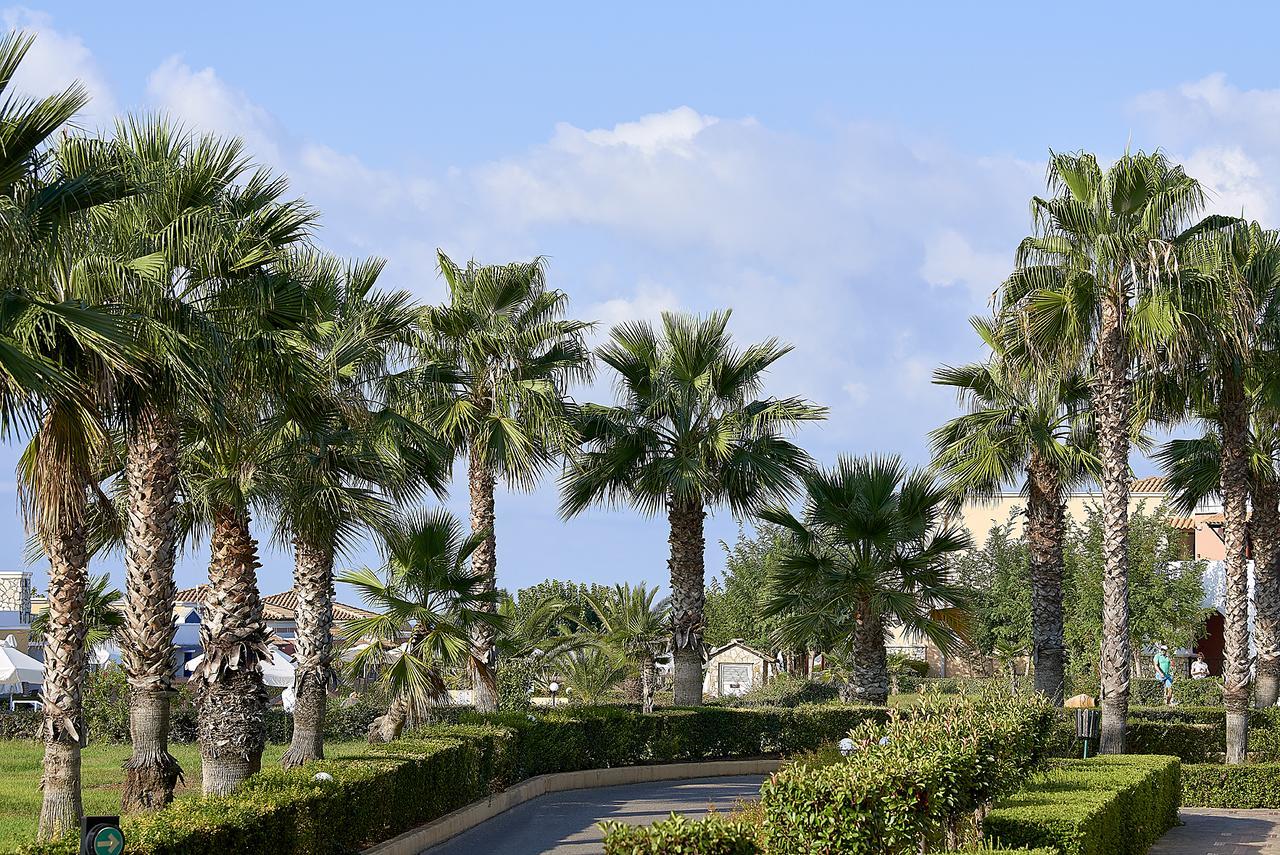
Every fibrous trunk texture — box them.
[668,500,707,706]
[1221,375,1252,763]
[37,516,88,840]
[1026,453,1066,706]
[641,653,656,714]
[121,408,183,811]
[468,443,499,712]
[1253,479,1280,708]
[282,533,334,769]
[845,602,889,705]
[367,695,409,745]
[196,506,269,794]
[1096,292,1132,755]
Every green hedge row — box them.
[984,755,1180,855]
[893,675,1033,695]
[17,704,885,855]
[1182,762,1280,808]
[1047,705,1280,764]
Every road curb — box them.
[362,758,780,855]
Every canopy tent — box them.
[0,635,44,694]
[185,646,296,688]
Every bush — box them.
[1183,762,1280,808]
[0,709,39,739]
[984,755,1180,855]
[601,813,759,854]
[15,703,888,855]
[758,692,1053,854]
[1128,676,1223,706]
[893,675,1032,696]
[716,674,839,708]
[496,655,538,712]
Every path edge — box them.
[362,758,782,855]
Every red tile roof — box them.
[173,587,373,622]
[1131,477,1168,494]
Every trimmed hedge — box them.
[893,675,1033,695]
[1182,762,1280,808]
[15,704,885,855]
[0,709,39,739]
[711,674,840,708]
[984,755,1180,855]
[602,813,759,854]
[1047,705,1280,763]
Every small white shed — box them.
[703,639,778,698]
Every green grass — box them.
[0,741,375,852]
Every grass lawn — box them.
[0,741,374,852]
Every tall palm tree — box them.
[0,37,142,836]
[931,316,1096,705]
[100,118,256,812]
[414,251,592,712]
[998,150,1224,753]
[339,508,500,743]
[560,311,825,705]
[585,583,670,713]
[1156,222,1280,761]
[275,255,449,768]
[761,455,972,705]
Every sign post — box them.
[80,816,124,855]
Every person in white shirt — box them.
[1191,653,1210,680]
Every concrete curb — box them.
[363,758,781,855]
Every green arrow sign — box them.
[92,826,124,855]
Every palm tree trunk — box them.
[1253,479,1280,708]
[848,603,889,705]
[1026,453,1066,706]
[282,533,333,769]
[37,516,88,840]
[1221,375,1252,762]
[468,442,499,712]
[641,652,656,714]
[196,505,269,795]
[367,695,410,744]
[120,408,183,811]
[1095,291,1133,755]
[668,500,707,706]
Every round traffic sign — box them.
[91,826,124,855]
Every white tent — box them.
[0,635,44,693]
[185,646,296,688]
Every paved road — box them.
[1152,808,1280,854]
[421,775,766,855]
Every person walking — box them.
[1154,645,1175,705]
[1191,653,1210,680]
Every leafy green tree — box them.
[998,150,1224,753]
[762,455,971,705]
[340,508,500,743]
[585,583,669,712]
[1062,503,1207,684]
[561,310,825,705]
[948,517,1032,659]
[932,315,1095,704]
[704,524,791,655]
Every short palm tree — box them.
[761,455,972,705]
[339,508,501,743]
[998,150,1226,753]
[414,251,592,712]
[561,310,825,705]
[585,583,670,713]
[1157,222,1280,761]
[558,647,629,705]
[931,315,1096,704]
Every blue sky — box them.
[6,2,1280,602]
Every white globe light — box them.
[313,772,334,783]
[838,737,855,756]
[549,681,560,693]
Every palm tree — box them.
[561,311,825,705]
[275,255,449,768]
[998,150,1225,753]
[339,508,500,743]
[761,456,971,705]
[931,316,1096,705]
[0,40,141,835]
[585,583,670,713]
[413,251,592,712]
[1156,222,1280,761]
[558,647,629,705]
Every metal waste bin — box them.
[1075,708,1101,758]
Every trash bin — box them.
[1075,708,1101,758]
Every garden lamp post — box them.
[549,681,559,708]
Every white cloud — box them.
[2,7,116,130]
[587,281,681,331]
[573,106,719,157]
[919,229,1008,308]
